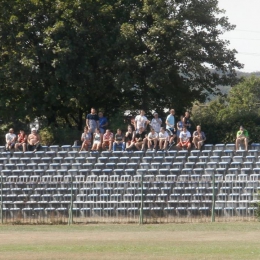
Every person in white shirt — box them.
[158,127,169,150]
[5,128,16,150]
[150,112,162,133]
[134,110,148,131]
[147,128,158,151]
[177,126,191,150]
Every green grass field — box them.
[0,222,260,260]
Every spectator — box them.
[176,116,184,143]
[158,127,169,151]
[134,110,149,131]
[79,127,91,152]
[193,125,206,150]
[147,128,158,151]
[113,129,125,151]
[165,109,176,145]
[177,126,191,150]
[98,111,108,134]
[86,108,99,135]
[150,112,162,133]
[91,128,102,151]
[134,126,147,151]
[125,125,135,149]
[183,111,192,133]
[27,128,41,152]
[236,126,249,151]
[102,129,113,151]
[15,129,27,152]
[5,128,16,151]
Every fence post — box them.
[68,174,73,225]
[139,173,144,225]
[211,172,216,222]
[1,173,3,224]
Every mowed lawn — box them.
[0,222,260,260]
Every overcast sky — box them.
[218,0,260,72]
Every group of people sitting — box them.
[80,108,207,152]
[5,128,41,152]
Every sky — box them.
[218,0,260,72]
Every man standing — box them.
[150,112,162,133]
[98,111,108,134]
[165,109,176,146]
[5,128,16,150]
[134,110,149,132]
[236,126,249,151]
[183,111,192,133]
[86,108,99,134]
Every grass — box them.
[0,222,260,259]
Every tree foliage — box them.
[192,76,260,144]
[0,0,242,136]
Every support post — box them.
[68,174,73,225]
[139,173,144,225]
[211,172,216,222]
[1,173,3,224]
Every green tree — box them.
[0,0,242,134]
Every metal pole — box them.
[1,173,3,224]
[68,174,73,225]
[139,173,144,225]
[211,172,216,222]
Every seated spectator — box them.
[193,125,206,150]
[91,128,102,151]
[113,129,125,151]
[129,126,147,151]
[125,125,135,149]
[236,126,249,151]
[147,128,158,151]
[15,129,27,152]
[102,129,113,151]
[177,126,191,150]
[158,127,169,151]
[79,127,91,152]
[27,128,41,152]
[5,128,16,151]
[150,112,162,133]
[98,111,108,134]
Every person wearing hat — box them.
[27,128,41,152]
[236,126,249,151]
[150,112,162,133]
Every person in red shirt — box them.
[102,129,114,151]
[15,129,27,152]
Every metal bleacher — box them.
[0,144,259,222]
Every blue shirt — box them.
[99,117,108,130]
[166,114,175,130]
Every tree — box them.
[0,0,242,133]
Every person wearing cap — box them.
[27,128,41,152]
[5,128,16,150]
[236,126,249,151]
[150,112,162,133]
[15,129,27,152]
